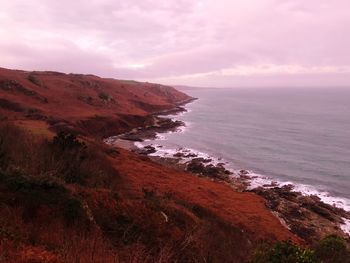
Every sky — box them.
[0,0,349,87]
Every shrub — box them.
[0,205,28,244]
[0,218,24,242]
[0,168,87,228]
[0,123,26,169]
[52,131,86,151]
[0,136,6,164]
[315,235,350,263]
[0,123,116,186]
[0,169,66,194]
[27,74,42,86]
[63,197,84,225]
[50,132,88,183]
[49,132,118,186]
[142,188,160,208]
[98,92,113,102]
[142,188,175,211]
[251,241,316,263]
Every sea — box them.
[137,87,350,228]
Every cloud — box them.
[0,0,349,86]
[149,64,350,87]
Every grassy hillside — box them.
[0,68,348,262]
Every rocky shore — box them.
[105,98,196,144]
[104,101,350,245]
[251,185,350,244]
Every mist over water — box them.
[150,87,350,201]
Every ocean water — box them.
[140,87,350,212]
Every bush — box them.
[0,168,66,194]
[251,235,350,263]
[315,235,350,263]
[0,123,116,186]
[63,197,84,225]
[50,132,88,183]
[27,74,42,86]
[50,132,116,185]
[0,123,27,169]
[98,92,113,102]
[0,135,6,164]
[0,168,87,228]
[142,188,161,209]
[252,241,316,263]
[52,132,86,151]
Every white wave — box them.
[137,102,350,236]
[149,145,178,157]
[134,141,144,148]
[142,143,229,169]
[103,136,118,145]
[166,108,192,118]
[292,184,350,212]
[167,110,188,118]
[138,140,350,237]
[155,134,167,140]
[131,122,350,216]
[340,219,350,236]
[176,125,188,133]
[245,172,277,189]
[246,172,350,213]
[163,124,188,135]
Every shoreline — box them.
[104,99,350,244]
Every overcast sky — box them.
[1,0,349,87]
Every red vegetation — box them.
[0,67,301,262]
[0,67,190,137]
[111,148,300,243]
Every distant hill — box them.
[0,67,192,137]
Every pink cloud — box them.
[0,0,349,87]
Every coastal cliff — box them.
[0,67,348,262]
[0,67,191,138]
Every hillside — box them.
[0,67,191,138]
[2,67,347,262]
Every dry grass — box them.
[0,122,264,262]
[14,120,55,138]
